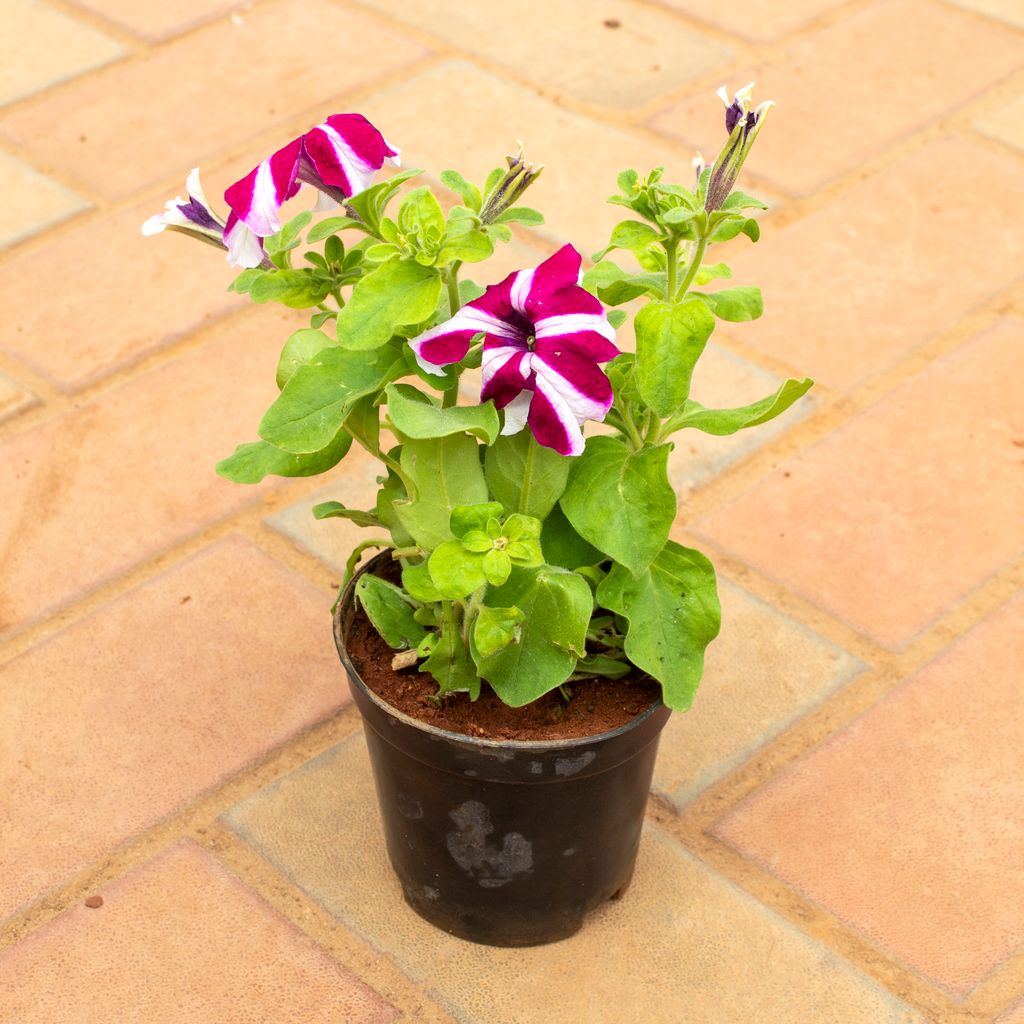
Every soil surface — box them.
[346,607,661,742]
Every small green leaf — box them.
[607,309,628,329]
[560,436,677,575]
[276,328,337,390]
[215,432,352,484]
[597,541,720,711]
[335,260,442,350]
[307,216,362,243]
[402,561,441,602]
[495,207,544,226]
[422,612,479,697]
[634,299,716,417]
[473,605,525,658]
[440,170,482,212]
[264,211,313,256]
[722,191,768,211]
[574,654,631,679]
[386,382,500,443]
[429,541,486,599]
[593,220,664,262]
[671,378,814,435]
[354,575,426,651]
[398,186,445,240]
[473,566,593,705]
[450,502,505,540]
[694,286,763,322]
[228,268,262,295]
[694,262,732,286]
[484,431,571,520]
[482,548,512,586]
[437,218,494,264]
[248,269,331,309]
[312,501,380,526]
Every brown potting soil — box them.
[345,606,661,742]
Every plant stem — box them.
[674,234,708,301]
[615,401,645,451]
[665,238,679,302]
[461,586,486,647]
[445,262,462,316]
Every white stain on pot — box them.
[528,761,543,775]
[423,885,440,901]
[396,792,423,819]
[445,800,533,888]
[554,750,597,777]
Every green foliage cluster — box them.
[215,154,812,712]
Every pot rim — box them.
[334,553,668,753]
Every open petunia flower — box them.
[223,114,400,262]
[410,244,619,457]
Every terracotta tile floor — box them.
[1,2,1020,1021]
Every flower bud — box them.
[704,83,774,212]
[480,143,544,224]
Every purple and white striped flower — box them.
[410,245,619,457]
[142,168,226,246]
[223,113,400,260]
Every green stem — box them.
[445,262,462,316]
[665,238,679,302]
[674,234,708,302]
[614,402,645,451]
[461,586,486,648]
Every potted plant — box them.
[145,84,811,947]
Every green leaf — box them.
[354,575,426,651]
[560,436,677,575]
[398,186,445,240]
[258,343,402,454]
[437,218,494,264]
[495,206,544,226]
[597,541,720,711]
[484,431,571,520]
[574,654,631,679]
[312,501,380,527]
[616,169,638,194]
[428,540,486,600]
[402,561,441,602]
[228,268,263,295]
[581,260,665,305]
[593,220,665,262]
[376,467,413,547]
[307,216,362,243]
[422,612,479,697]
[722,191,768,211]
[264,211,313,256]
[248,269,331,309]
[634,299,716,417]
[473,566,593,705]
[345,168,421,234]
[607,309,628,330]
[386,383,500,443]
[395,434,489,549]
[481,548,512,585]
[450,502,504,540]
[276,328,337,390]
[335,260,442,350]
[671,377,814,435]
[473,605,525,658]
[215,432,352,484]
[711,216,760,243]
[694,262,732,286]
[540,502,603,569]
[694,286,763,322]
[440,170,482,212]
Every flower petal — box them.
[522,244,584,315]
[224,138,303,236]
[533,350,614,423]
[499,390,533,437]
[224,212,266,269]
[407,307,502,371]
[533,308,619,362]
[326,114,400,169]
[480,344,532,407]
[527,379,584,457]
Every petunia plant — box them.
[145,84,812,712]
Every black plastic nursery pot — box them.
[333,554,672,947]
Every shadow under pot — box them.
[333,554,672,948]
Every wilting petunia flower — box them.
[704,82,774,212]
[223,113,400,259]
[142,168,227,247]
[410,244,619,457]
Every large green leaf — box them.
[215,431,352,484]
[248,269,331,309]
[335,259,441,350]
[540,503,602,569]
[394,434,489,549]
[560,436,677,575]
[593,220,665,262]
[258,344,402,455]
[473,565,592,706]
[386,383,500,443]
[484,430,571,519]
[428,540,486,600]
[634,299,716,417]
[670,377,814,436]
[354,575,426,651]
[597,540,720,711]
